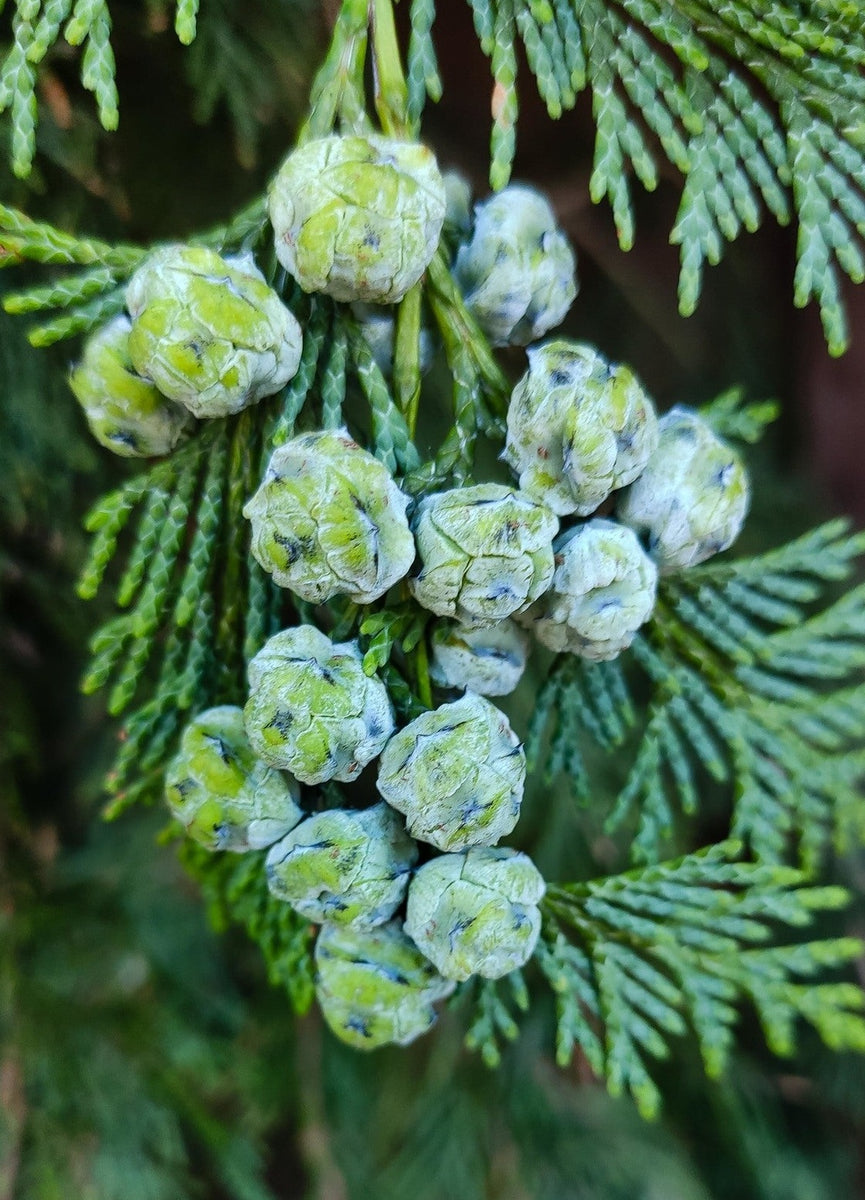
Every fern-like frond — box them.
[468,0,865,353]
[538,839,865,1118]
[462,970,530,1067]
[531,515,865,868]
[0,0,200,178]
[0,197,270,345]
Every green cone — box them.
[268,133,446,303]
[404,846,546,981]
[244,625,394,785]
[165,706,303,852]
[410,483,558,626]
[314,921,455,1049]
[377,693,525,851]
[126,245,302,417]
[244,429,415,604]
[69,315,193,457]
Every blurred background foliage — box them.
[1,1,864,1197]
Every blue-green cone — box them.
[404,846,546,981]
[314,921,456,1049]
[520,519,658,661]
[454,185,577,346]
[265,802,418,928]
[504,340,658,517]
[165,706,303,852]
[377,693,525,851]
[244,625,394,785]
[617,407,750,571]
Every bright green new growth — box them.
[618,407,750,572]
[314,920,456,1050]
[522,519,658,662]
[244,428,415,604]
[410,483,558,626]
[268,133,446,303]
[377,693,526,852]
[68,315,194,458]
[265,802,418,929]
[505,340,658,517]
[430,618,528,697]
[454,185,577,347]
[165,705,303,852]
[245,625,394,785]
[405,846,546,981]
[125,245,303,417]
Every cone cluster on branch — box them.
[68,132,750,1050]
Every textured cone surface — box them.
[69,315,194,457]
[165,706,303,852]
[617,407,750,571]
[126,245,302,417]
[244,625,394,784]
[430,618,528,696]
[265,802,417,928]
[314,920,455,1049]
[454,185,577,346]
[244,429,415,604]
[505,340,658,517]
[405,846,545,981]
[521,519,658,661]
[409,483,558,626]
[377,693,525,851]
[268,133,446,303]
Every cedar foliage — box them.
[2,1,865,1196]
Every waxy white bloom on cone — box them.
[268,133,446,304]
[244,626,394,785]
[505,340,658,517]
[165,706,303,852]
[430,619,528,697]
[618,407,750,571]
[314,920,455,1050]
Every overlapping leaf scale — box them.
[538,842,865,1116]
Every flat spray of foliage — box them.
[3,0,865,349]
[2,0,865,1130]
